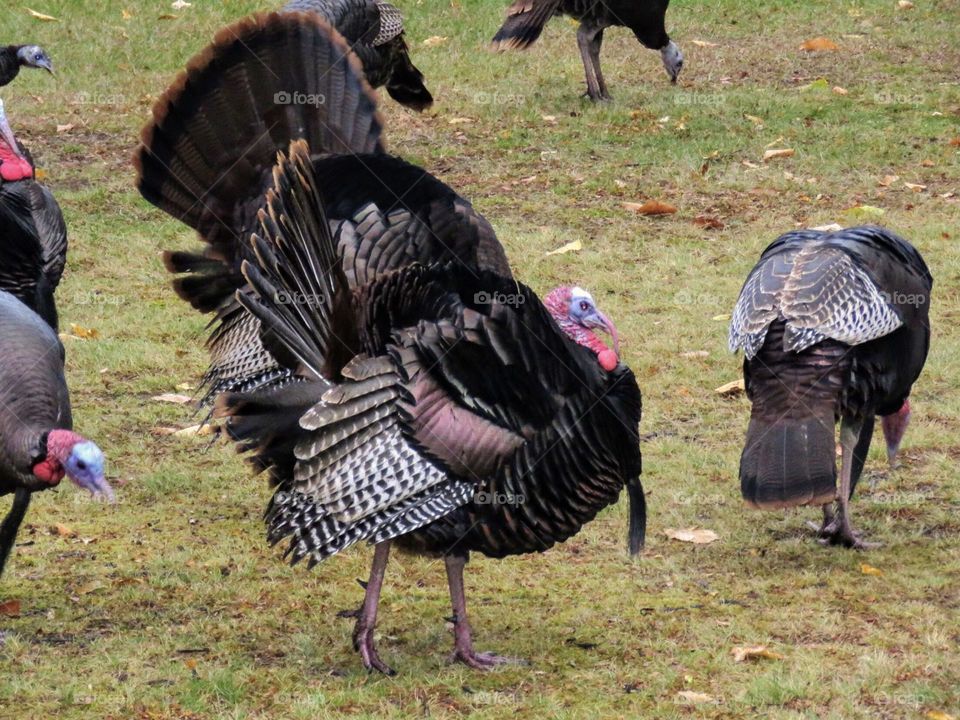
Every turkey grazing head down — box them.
[0,45,53,87]
[729,225,931,549]
[492,0,682,101]
[136,12,642,674]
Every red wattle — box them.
[0,152,33,181]
[597,349,618,371]
[32,457,65,485]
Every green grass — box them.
[2,0,960,717]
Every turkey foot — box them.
[444,553,528,671]
[351,542,395,675]
[806,503,838,536]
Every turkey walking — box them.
[0,98,67,329]
[283,0,433,110]
[729,226,932,549]
[136,12,643,673]
[492,0,682,100]
[0,44,53,87]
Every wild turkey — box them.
[729,226,932,549]
[0,44,54,87]
[136,12,643,673]
[283,0,433,110]
[0,98,67,329]
[0,104,111,578]
[492,0,682,101]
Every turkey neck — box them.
[401,367,641,559]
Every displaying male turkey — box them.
[0,103,111,578]
[136,12,643,673]
[729,226,932,549]
[283,0,433,110]
[0,98,67,329]
[492,0,682,101]
[0,44,53,87]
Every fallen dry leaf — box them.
[878,174,899,187]
[898,0,915,8]
[175,382,194,391]
[832,86,848,95]
[171,0,191,8]
[694,214,725,230]
[860,563,883,576]
[675,691,717,705]
[26,7,58,21]
[732,646,784,662]
[157,13,177,19]
[56,123,75,134]
[51,523,77,538]
[680,350,709,359]
[173,424,217,437]
[67,323,100,339]
[920,159,935,167]
[545,240,582,256]
[744,114,764,126]
[448,117,473,125]
[904,182,927,192]
[763,148,795,162]
[800,37,839,52]
[665,527,719,544]
[711,314,730,321]
[810,223,844,232]
[0,599,22,617]
[422,35,448,47]
[75,581,105,596]
[690,39,719,48]
[715,379,745,396]
[949,137,960,147]
[121,8,132,19]
[622,200,677,216]
[152,393,192,404]
[925,712,955,720]
[843,205,885,222]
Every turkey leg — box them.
[445,553,526,669]
[351,541,395,675]
[822,417,880,549]
[577,23,607,101]
[0,488,30,577]
[811,415,874,536]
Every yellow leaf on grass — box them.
[151,393,192,404]
[860,563,884,576]
[422,35,448,47]
[715,379,745,396]
[878,174,899,187]
[545,240,582,256]
[121,9,132,19]
[448,117,473,125]
[26,7,58,21]
[904,182,927,192]
[732,645,784,662]
[898,0,915,8]
[926,712,955,720]
[832,86,848,95]
[690,39,719,48]
[56,123,74,134]
[68,323,100,339]
[763,148,795,162]
[665,527,719,544]
[842,205,885,223]
[51,523,76,538]
[800,37,839,52]
[0,599,22,617]
[622,200,678,216]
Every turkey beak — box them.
[73,474,116,503]
[587,310,620,356]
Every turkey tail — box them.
[385,45,433,111]
[738,322,848,510]
[135,11,384,246]
[739,414,838,509]
[491,0,561,50]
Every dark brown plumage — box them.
[730,226,932,548]
[136,12,642,673]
